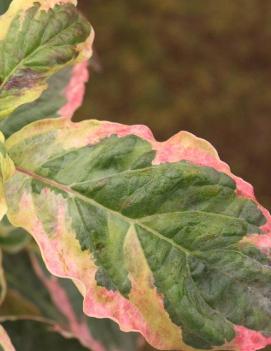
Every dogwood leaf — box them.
[0,0,93,119]
[3,118,271,351]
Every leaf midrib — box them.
[16,166,193,256]
[15,166,271,335]
[16,165,267,263]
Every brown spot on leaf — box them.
[3,68,42,91]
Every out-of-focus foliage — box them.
[77,0,271,209]
[0,251,148,351]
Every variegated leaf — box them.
[3,118,271,351]
[0,60,89,138]
[0,0,93,119]
[0,250,144,351]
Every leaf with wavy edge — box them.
[0,0,93,119]
[0,60,89,138]
[2,118,271,351]
[0,325,15,351]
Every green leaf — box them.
[0,0,93,119]
[3,118,271,350]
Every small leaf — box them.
[0,0,93,119]
[3,118,271,350]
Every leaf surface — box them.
[0,0,93,119]
[3,118,271,351]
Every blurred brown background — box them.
[77,0,271,210]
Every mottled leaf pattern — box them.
[2,118,271,351]
[0,0,93,118]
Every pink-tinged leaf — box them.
[59,61,90,119]
[3,118,271,350]
[0,62,90,138]
[0,0,94,119]
[0,326,15,351]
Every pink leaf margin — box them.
[59,61,89,119]
[7,119,271,351]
